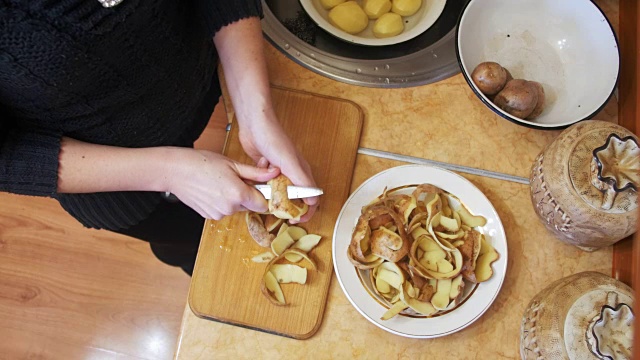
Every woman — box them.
[0,0,318,274]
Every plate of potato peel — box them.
[332,165,507,338]
[300,0,447,46]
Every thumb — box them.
[234,162,280,183]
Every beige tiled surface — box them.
[176,2,618,357]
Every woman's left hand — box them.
[238,113,318,223]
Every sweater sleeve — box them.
[0,115,62,197]
[195,0,263,38]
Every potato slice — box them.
[376,276,392,294]
[410,237,463,280]
[449,274,465,301]
[411,226,429,242]
[264,214,283,233]
[277,222,289,236]
[438,215,460,233]
[371,226,404,251]
[435,229,465,240]
[285,234,322,262]
[378,268,404,290]
[436,258,454,273]
[475,236,499,282]
[251,251,276,263]
[271,230,295,256]
[431,279,452,310]
[261,271,286,306]
[381,300,409,320]
[286,226,307,241]
[457,206,487,228]
[270,264,307,284]
[400,282,437,316]
[377,261,405,288]
[462,230,483,281]
[246,212,275,247]
[347,249,384,269]
[281,248,317,270]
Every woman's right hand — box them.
[164,147,280,220]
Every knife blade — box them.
[253,184,324,200]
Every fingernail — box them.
[268,166,277,172]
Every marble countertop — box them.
[175,3,619,357]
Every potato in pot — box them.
[373,12,404,38]
[471,62,510,96]
[329,1,369,34]
[391,0,422,17]
[320,0,346,9]
[493,79,539,119]
[363,0,392,19]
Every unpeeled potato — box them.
[493,79,539,119]
[391,0,422,16]
[328,1,369,34]
[373,12,404,38]
[471,62,509,96]
[363,0,392,19]
[526,81,546,119]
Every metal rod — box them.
[357,148,531,185]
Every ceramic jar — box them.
[530,120,639,250]
[520,271,634,360]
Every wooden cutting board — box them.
[188,86,363,339]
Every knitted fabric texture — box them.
[0,0,262,229]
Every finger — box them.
[233,162,280,183]
[303,195,319,206]
[241,189,269,213]
[256,157,269,169]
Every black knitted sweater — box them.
[0,0,262,229]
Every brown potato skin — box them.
[493,79,539,119]
[526,81,545,119]
[471,62,509,96]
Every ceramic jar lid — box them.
[530,120,638,250]
[520,271,634,360]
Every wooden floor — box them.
[0,103,228,360]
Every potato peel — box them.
[352,184,498,320]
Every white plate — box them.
[332,165,508,338]
[300,0,447,46]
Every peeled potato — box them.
[363,0,392,19]
[373,12,404,38]
[328,1,369,35]
[320,0,346,9]
[391,0,422,16]
[493,79,539,119]
[471,62,509,96]
[526,81,546,119]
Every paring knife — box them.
[253,184,324,200]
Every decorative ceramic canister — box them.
[530,120,639,250]
[520,271,634,360]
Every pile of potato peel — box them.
[347,184,500,320]
[245,175,322,306]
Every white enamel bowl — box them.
[456,0,619,129]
